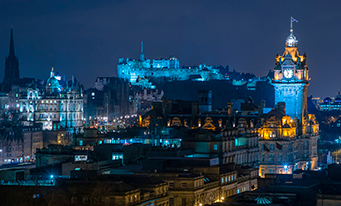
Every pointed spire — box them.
[9,28,15,57]
[141,41,143,53]
[140,41,145,60]
[50,67,55,77]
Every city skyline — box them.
[0,0,340,97]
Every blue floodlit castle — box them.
[117,42,224,87]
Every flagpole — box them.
[290,17,293,33]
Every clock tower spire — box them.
[272,18,309,124]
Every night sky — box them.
[0,0,340,97]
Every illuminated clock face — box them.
[284,69,293,78]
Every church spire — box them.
[2,28,20,92]
[9,28,15,57]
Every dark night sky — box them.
[0,0,340,97]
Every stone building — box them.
[19,68,84,132]
[182,128,259,166]
[84,77,164,125]
[141,94,260,166]
[258,108,318,177]
[0,124,43,164]
[140,158,258,206]
[0,30,84,131]
[258,26,319,177]
[56,172,169,206]
[35,144,74,167]
[83,87,105,123]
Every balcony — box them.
[204,181,219,190]
[237,175,252,183]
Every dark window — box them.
[170,198,174,206]
[182,198,186,206]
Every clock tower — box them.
[272,26,309,123]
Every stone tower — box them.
[272,27,309,123]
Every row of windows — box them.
[169,180,205,189]
[41,100,57,104]
[38,104,82,111]
[4,146,23,151]
[38,113,83,120]
[221,174,236,184]
[40,113,57,119]
[3,156,31,163]
[237,187,247,194]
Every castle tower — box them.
[140,41,145,61]
[272,21,309,123]
[2,28,20,92]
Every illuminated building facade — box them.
[141,95,260,166]
[0,29,83,132]
[273,30,309,122]
[19,68,84,131]
[258,26,319,177]
[117,42,224,88]
[315,94,341,111]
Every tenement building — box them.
[258,26,319,177]
[140,157,258,206]
[0,124,43,164]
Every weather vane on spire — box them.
[290,17,298,33]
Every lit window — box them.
[214,144,218,150]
